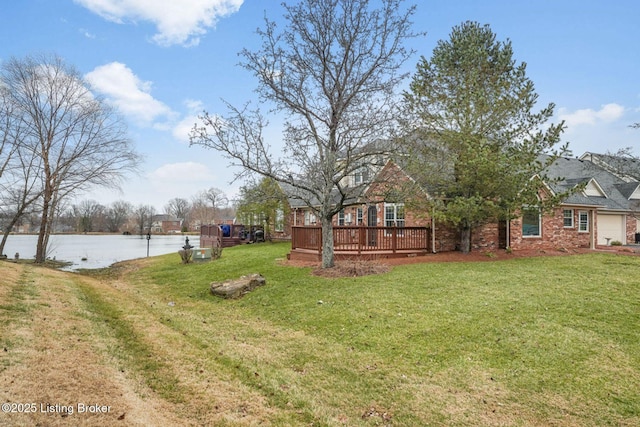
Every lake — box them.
[1,234,200,271]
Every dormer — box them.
[352,165,370,186]
[582,178,607,198]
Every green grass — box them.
[81,242,640,426]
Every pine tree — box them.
[404,21,568,253]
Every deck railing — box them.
[200,224,248,239]
[291,226,430,254]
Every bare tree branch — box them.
[190,0,421,267]
[1,54,141,262]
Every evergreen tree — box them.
[404,21,568,253]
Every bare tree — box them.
[104,200,133,233]
[134,204,156,236]
[190,187,228,227]
[0,85,20,180]
[190,195,213,228]
[0,81,45,255]
[1,54,141,262]
[0,147,44,255]
[190,0,420,268]
[164,197,191,226]
[204,187,228,213]
[71,199,105,233]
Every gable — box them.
[630,185,640,200]
[582,178,607,198]
[363,159,431,203]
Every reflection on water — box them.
[1,234,200,271]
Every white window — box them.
[384,203,405,233]
[356,208,363,225]
[522,207,541,237]
[304,211,317,225]
[579,211,589,232]
[353,166,369,185]
[563,209,574,228]
[338,210,345,226]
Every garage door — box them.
[598,214,625,245]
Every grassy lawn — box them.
[2,242,639,426]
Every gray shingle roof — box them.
[580,152,640,182]
[282,152,639,214]
[543,155,635,211]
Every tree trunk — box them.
[0,231,9,257]
[35,183,54,263]
[460,225,471,254]
[0,216,23,256]
[0,231,10,257]
[321,215,335,269]
[35,201,49,263]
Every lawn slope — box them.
[1,243,638,426]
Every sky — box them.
[1,0,639,212]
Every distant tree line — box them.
[0,184,237,239]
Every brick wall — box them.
[626,215,638,244]
[472,222,500,251]
[509,207,593,251]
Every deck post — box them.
[392,227,397,253]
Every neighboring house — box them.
[578,153,640,244]
[579,152,640,182]
[511,155,638,249]
[284,153,640,259]
[151,214,182,233]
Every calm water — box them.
[1,234,200,271]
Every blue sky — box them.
[1,0,639,212]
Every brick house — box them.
[285,154,640,258]
[151,214,182,233]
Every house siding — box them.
[509,207,593,250]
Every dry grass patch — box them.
[0,266,187,426]
[75,268,290,425]
[0,261,21,299]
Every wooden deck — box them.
[289,226,431,262]
[200,224,254,248]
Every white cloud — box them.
[85,62,174,125]
[555,103,639,156]
[74,0,244,46]
[147,162,220,204]
[80,28,96,38]
[149,162,216,183]
[172,99,205,143]
[559,103,625,128]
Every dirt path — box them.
[0,262,187,426]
